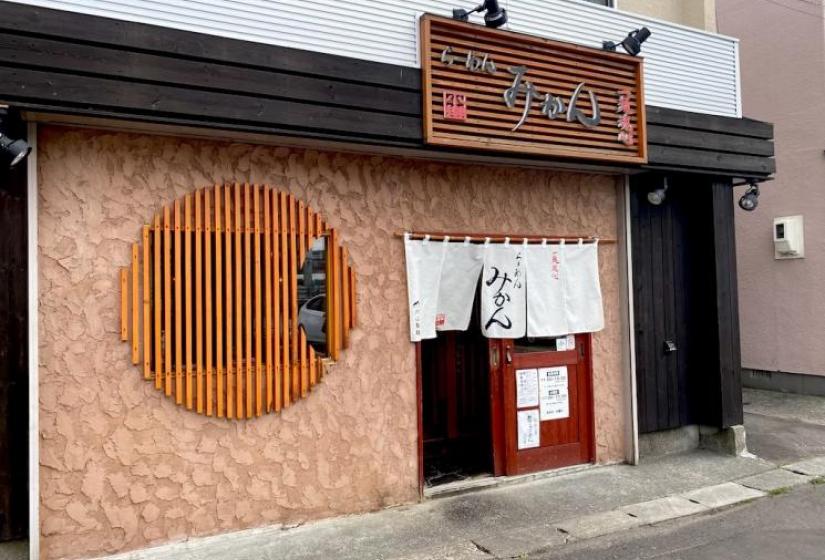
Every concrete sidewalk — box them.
[99,389,825,560]
[103,449,798,560]
[744,388,825,463]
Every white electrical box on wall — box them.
[774,215,804,259]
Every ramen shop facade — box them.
[0,1,775,559]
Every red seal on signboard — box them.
[616,89,636,146]
[443,91,468,121]
[436,313,446,327]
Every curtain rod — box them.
[395,230,616,244]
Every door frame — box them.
[26,122,39,559]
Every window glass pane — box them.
[298,237,327,356]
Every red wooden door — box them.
[494,335,594,476]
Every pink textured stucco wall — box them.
[718,0,825,377]
[38,125,626,559]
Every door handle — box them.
[663,339,677,354]
[505,347,512,364]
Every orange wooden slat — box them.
[308,344,316,388]
[244,183,253,418]
[307,206,315,240]
[185,193,193,409]
[325,229,333,366]
[174,199,183,403]
[280,192,290,407]
[253,184,263,416]
[205,188,213,416]
[153,215,162,389]
[195,189,204,413]
[142,226,151,379]
[120,267,128,342]
[225,184,234,418]
[288,194,299,401]
[131,243,139,365]
[298,203,308,397]
[234,182,244,418]
[331,229,342,361]
[349,265,357,329]
[164,206,172,396]
[341,246,350,350]
[272,189,282,411]
[299,329,308,397]
[298,199,306,268]
[216,185,226,418]
[306,208,316,389]
[263,187,273,412]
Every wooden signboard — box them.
[420,14,647,164]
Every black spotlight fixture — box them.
[647,177,668,206]
[603,27,652,56]
[739,183,760,211]
[452,0,507,28]
[0,132,31,169]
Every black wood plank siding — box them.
[645,107,775,177]
[0,3,422,147]
[0,109,28,540]
[0,2,774,177]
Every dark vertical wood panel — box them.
[0,111,28,540]
[669,184,692,427]
[660,201,679,428]
[710,179,744,428]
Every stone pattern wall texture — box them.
[38,125,626,559]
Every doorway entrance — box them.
[420,317,595,488]
[421,307,492,487]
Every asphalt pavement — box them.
[536,482,825,560]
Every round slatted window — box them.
[119,183,356,418]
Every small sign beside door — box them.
[517,409,541,449]
[539,366,570,421]
[516,368,539,408]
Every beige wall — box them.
[618,0,717,31]
[718,0,825,377]
[38,125,627,559]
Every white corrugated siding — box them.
[3,0,741,117]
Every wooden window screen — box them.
[119,183,357,418]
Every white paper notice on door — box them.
[538,366,570,421]
[516,368,539,408]
[517,409,541,449]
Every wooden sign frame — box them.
[420,14,647,164]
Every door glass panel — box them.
[513,335,571,354]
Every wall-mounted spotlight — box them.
[647,177,668,206]
[739,183,760,211]
[452,0,507,28]
[603,27,651,56]
[0,132,31,169]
